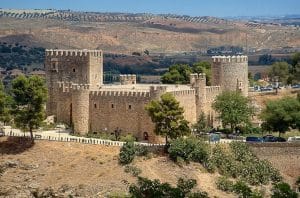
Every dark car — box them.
[246,136,264,142]
[274,137,286,142]
[263,135,277,142]
[263,135,286,142]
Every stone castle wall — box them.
[212,56,248,96]
[45,49,248,143]
[171,89,197,124]
[89,90,156,142]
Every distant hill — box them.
[0,8,299,55]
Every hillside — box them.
[0,9,299,55]
[1,136,299,197]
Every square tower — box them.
[45,49,103,116]
[45,49,103,86]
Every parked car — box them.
[0,131,4,137]
[287,136,300,142]
[263,135,286,142]
[246,136,264,142]
[291,84,300,89]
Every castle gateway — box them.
[45,49,248,143]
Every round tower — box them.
[212,55,248,96]
[71,84,90,135]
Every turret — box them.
[190,73,206,117]
[71,84,90,135]
[149,86,167,99]
[120,74,137,85]
[212,55,248,96]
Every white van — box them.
[287,136,300,142]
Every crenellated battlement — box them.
[71,84,90,91]
[205,86,221,92]
[90,90,150,98]
[212,55,248,63]
[120,74,137,85]
[45,49,102,57]
[190,73,206,79]
[170,89,195,96]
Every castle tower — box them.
[149,86,167,99]
[45,49,103,116]
[71,84,90,135]
[211,55,248,96]
[190,73,206,117]
[120,74,137,85]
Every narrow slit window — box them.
[128,105,132,110]
[94,103,97,108]
[111,104,114,108]
[73,68,76,72]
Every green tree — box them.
[161,62,212,85]
[161,64,192,84]
[11,76,47,141]
[0,81,12,125]
[129,177,209,198]
[193,112,208,133]
[291,52,300,83]
[145,93,190,144]
[192,61,212,85]
[271,182,298,198]
[212,91,254,133]
[260,97,300,136]
[268,62,291,84]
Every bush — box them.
[233,180,252,198]
[124,165,142,177]
[216,176,234,192]
[119,142,136,165]
[129,177,209,198]
[120,134,137,142]
[271,182,298,198]
[135,145,149,156]
[168,137,209,164]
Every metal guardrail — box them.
[2,131,165,147]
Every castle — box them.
[45,49,248,143]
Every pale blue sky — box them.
[1,0,299,17]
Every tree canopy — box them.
[268,62,290,84]
[260,96,300,135]
[291,52,300,83]
[0,81,12,125]
[129,177,209,198]
[145,93,190,143]
[161,62,211,85]
[11,75,47,141]
[212,91,254,132]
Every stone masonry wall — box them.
[171,90,197,124]
[71,85,90,135]
[89,91,157,142]
[212,56,248,96]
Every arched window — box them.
[143,132,149,141]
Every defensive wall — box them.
[45,49,248,143]
[212,55,248,96]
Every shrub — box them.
[251,189,264,198]
[271,182,298,198]
[129,177,209,198]
[119,142,136,165]
[135,145,149,156]
[120,134,137,142]
[216,176,234,192]
[124,165,142,177]
[233,180,252,198]
[168,137,209,164]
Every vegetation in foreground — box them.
[118,136,299,197]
